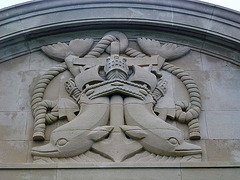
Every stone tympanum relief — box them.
[31,31,202,163]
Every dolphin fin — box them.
[58,98,79,121]
[120,125,147,140]
[88,126,114,142]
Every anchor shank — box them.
[110,95,124,132]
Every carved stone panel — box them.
[31,31,202,163]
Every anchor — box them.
[92,95,143,162]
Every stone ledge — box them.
[1,162,240,169]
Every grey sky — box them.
[200,0,240,12]
[0,0,31,9]
[0,0,240,12]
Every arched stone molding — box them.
[0,0,240,65]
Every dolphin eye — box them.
[56,138,68,147]
[168,137,179,145]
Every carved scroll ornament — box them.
[31,31,202,163]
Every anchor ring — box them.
[104,31,128,54]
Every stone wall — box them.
[0,0,240,179]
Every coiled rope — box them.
[31,63,68,140]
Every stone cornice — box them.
[0,0,240,64]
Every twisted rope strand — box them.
[31,62,68,140]
[84,35,117,58]
[125,47,147,57]
[162,62,201,139]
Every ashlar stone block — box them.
[0,141,29,163]
[204,70,240,111]
[206,140,240,162]
[0,112,30,140]
[0,56,30,111]
[57,168,181,180]
[181,167,240,180]
[201,53,240,71]
[0,169,57,180]
[206,111,240,139]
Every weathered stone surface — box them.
[57,168,181,180]
[0,169,57,180]
[0,170,31,180]
[29,51,59,71]
[201,53,240,71]
[172,9,212,33]
[0,56,29,111]
[171,51,202,71]
[206,111,240,139]
[0,3,240,179]
[206,140,240,162]
[207,70,240,111]
[209,16,240,43]
[18,70,45,112]
[0,112,29,140]
[0,28,239,166]
[0,141,29,163]
[181,168,240,180]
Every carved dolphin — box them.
[32,126,113,158]
[32,102,111,158]
[120,125,201,156]
[122,102,202,156]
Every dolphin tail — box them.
[120,125,147,140]
[88,126,114,141]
